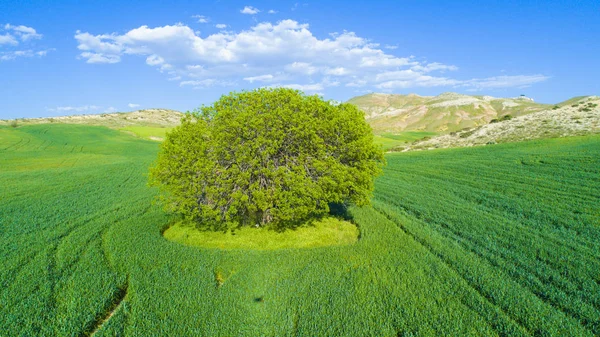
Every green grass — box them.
[1,124,599,336]
[164,217,359,250]
[119,126,173,140]
[374,131,437,150]
[557,96,589,107]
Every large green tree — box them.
[149,88,384,230]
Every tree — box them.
[149,88,384,230]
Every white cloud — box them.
[215,24,228,29]
[411,62,458,72]
[128,103,140,108]
[268,10,278,14]
[0,49,53,61]
[192,15,210,23]
[377,76,459,89]
[464,75,550,90]
[375,74,548,90]
[244,74,274,82]
[0,34,18,45]
[104,107,118,113]
[241,6,260,15]
[46,105,101,113]
[179,79,235,89]
[325,67,349,76]
[346,80,367,87]
[74,20,549,93]
[79,51,120,64]
[359,55,413,68]
[384,44,398,50]
[4,24,42,41]
[1,24,49,61]
[285,62,318,75]
[375,69,421,82]
[146,54,165,66]
[282,83,324,92]
[180,79,214,87]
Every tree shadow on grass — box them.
[328,202,354,221]
[165,201,357,234]
[267,202,356,233]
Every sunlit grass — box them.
[1,124,599,336]
[119,126,172,140]
[163,217,359,250]
[373,131,437,150]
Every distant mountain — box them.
[1,109,183,128]
[405,96,600,151]
[348,92,552,133]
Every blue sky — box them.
[1,0,599,119]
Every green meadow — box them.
[373,131,437,150]
[164,217,359,250]
[118,126,173,140]
[1,124,599,336]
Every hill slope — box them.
[1,108,183,128]
[348,92,551,133]
[1,108,184,141]
[407,96,600,150]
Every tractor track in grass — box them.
[373,203,595,336]
[13,137,31,151]
[376,180,600,257]
[85,280,129,337]
[410,209,600,333]
[375,186,600,293]
[372,204,534,336]
[3,137,23,150]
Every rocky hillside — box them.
[348,92,551,133]
[405,96,600,151]
[1,109,183,128]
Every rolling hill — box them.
[0,108,183,128]
[3,92,598,148]
[407,95,600,151]
[0,108,183,141]
[348,92,552,133]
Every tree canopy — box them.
[149,88,384,230]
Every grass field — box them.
[374,131,437,150]
[118,126,173,140]
[164,217,359,250]
[1,124,599,336]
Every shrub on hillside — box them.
[460,130,476,138]
[10,120,18,128]
[149,88,385,230]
